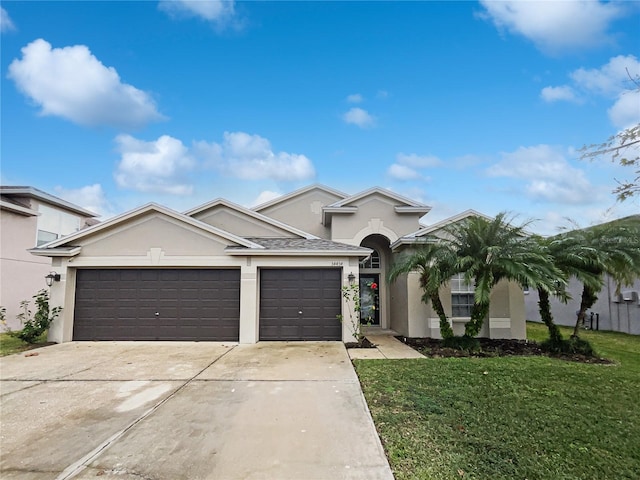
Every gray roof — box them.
[0,186,98,217]
[229,237,372,253]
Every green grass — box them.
[355,323,640,480]
[0,332,49,356]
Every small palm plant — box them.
[444,213,561,338]
[389,241,456,339]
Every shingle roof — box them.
[228,237,371,253]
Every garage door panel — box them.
[259,269,341,341]
[74,269,240,341]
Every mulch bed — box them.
[397,336,614,364]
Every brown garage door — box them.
[73,269,240,341]
[259,268,342,341]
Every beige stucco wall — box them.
[80,215,231,257]
[0,210,52,330]
[389,272,409,336]
[389,249,526,339]
[192,208,298,238]
[256,189,342,239]
[331,196,423,244]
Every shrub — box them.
[442,335,481,352]
[0,306,6,331]
[11,290,61,344]
[541,337,596,356]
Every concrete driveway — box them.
[0,342,393,480]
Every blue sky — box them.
[1,0,639,234]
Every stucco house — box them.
[0,186,98,330]
[30,185,526,343]
[525,214,640,336]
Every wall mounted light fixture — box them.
[45,272,61,287]
[347,272,356,285]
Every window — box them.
[359,249,381,269]
[451,273,474,317]
[36,204,81,246]
[37,230,58,246]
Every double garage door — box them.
[74,269,241,341]
[73,268,341,342]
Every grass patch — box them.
[355,323,640,479]
[0,332,49,356]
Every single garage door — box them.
[74,269,240,341]
[259,268,342,341]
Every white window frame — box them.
[451,273,474,318]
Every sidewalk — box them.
[348,331,425,360]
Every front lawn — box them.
[0,332,49,356]
[354,323,640,479]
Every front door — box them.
[359,274,380,325]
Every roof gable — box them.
[409,209,493,237]
[38,203,262,250]
[391,209,494,250]
[252,184,348,212]
[322,187,431,225]
[328,187,430,210]
[184,198,318,239]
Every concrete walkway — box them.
[348,331,425,360]
[0,342,394,480]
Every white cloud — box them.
[114,135,196,195]
[194,131,315,181]
[608,89,640,129]
[571,55,640,127]
[346,93,363,103]
[7,39,164,129]
[376,90,389,99]
[478,0,623,52]
[396,153,442,168]
[343,107,375,128]
[1,7,15,32]
[542,55,640,127]
[388,153,442,181]
[388,164,422,181]
[571,55,640,96]
[54,184,114,219]
[251,190,282,207]
[159,0,236,26]
[540,85,579,103]
[486,145,595,204]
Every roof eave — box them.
[394,206,432,214]
[0,186,98,217]
[29,246,82,257]
[321,206,358,225]
[225,248,372,257]
[0,200,38,216]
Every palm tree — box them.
[444,213,561,338]
[569,217,640,338]
[389,241,456,339]
[532,233,603,343]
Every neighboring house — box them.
[30,185,527,344]
[525,214,640,335]
[525,277,640,335]
[0,186,98,330]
